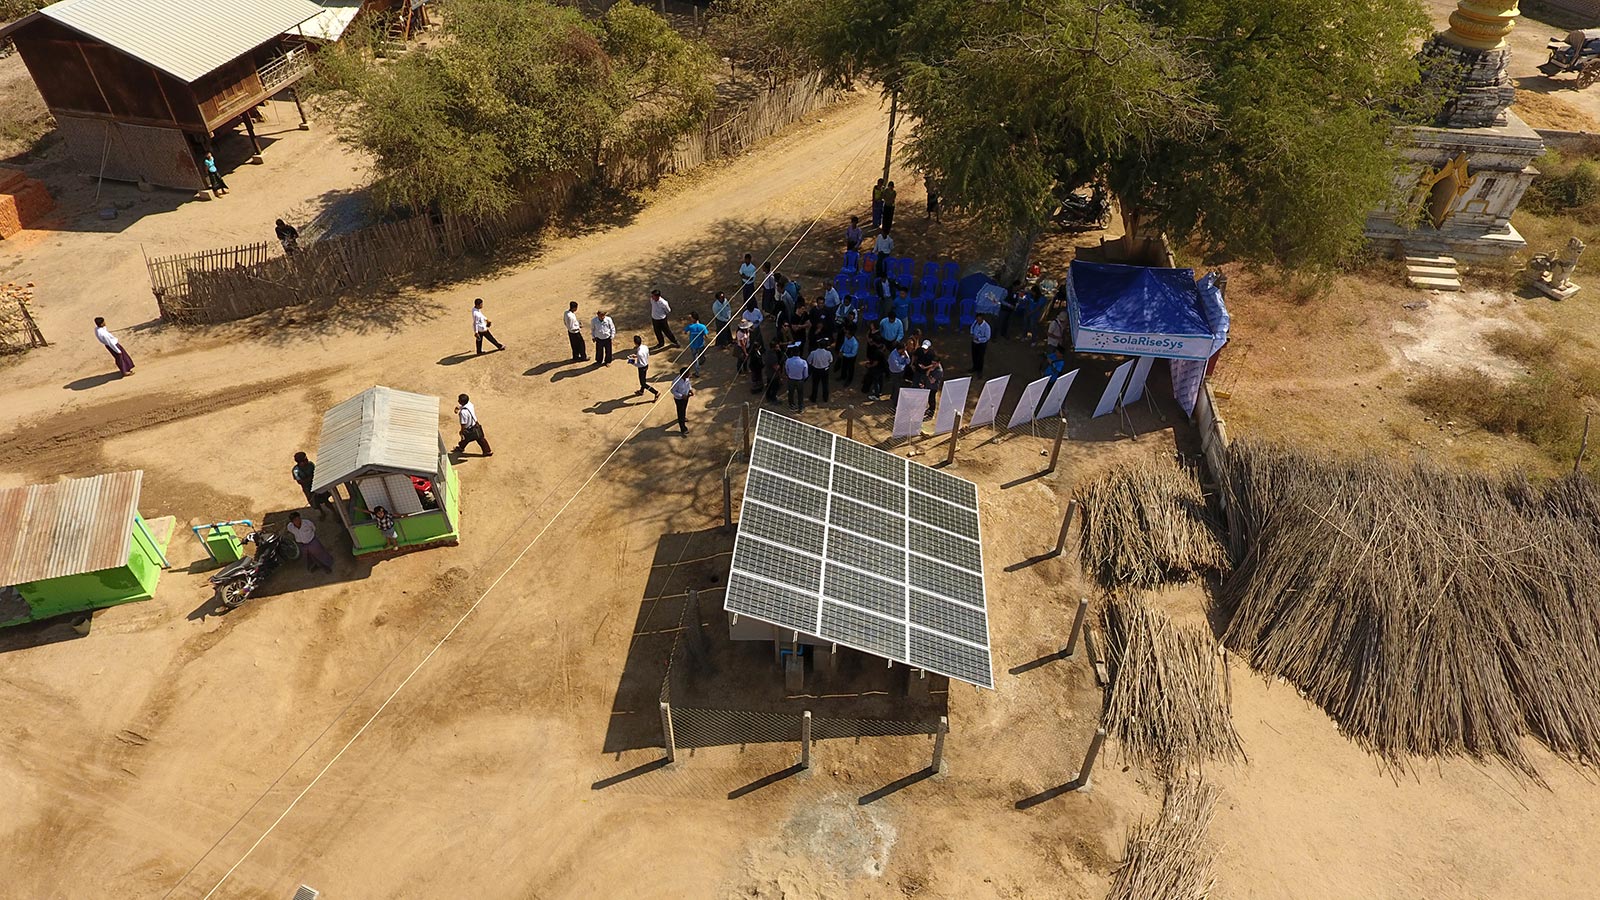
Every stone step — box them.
[1404,254,1458,267]
[1406,264,1459,278]
[1407,274,1462,291]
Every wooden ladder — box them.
[381,4,412,54]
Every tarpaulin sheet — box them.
[1067,260,1221,361]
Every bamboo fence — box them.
[0,283,48,354]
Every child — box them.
[362,505,400,551]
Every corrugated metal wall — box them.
[54,114,205,191]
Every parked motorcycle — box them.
[209,529,299,609]
[1053,183,1110,230]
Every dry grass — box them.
[1101,596,1243,773]
[1220,441,1600,781]
[1076,456,1228,593]
[1106,776,1220,900]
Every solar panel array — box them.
[727,410,993,688]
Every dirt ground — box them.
[3,55,1600,900]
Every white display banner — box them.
[934,376,971,435]
[1094,360,1135,418]
[1035,369,1079,420]
[1007,377,1050,429]
[893,388,931,437]
[1170,357,1206,417]
[1123,355,1156,404]
[968,374,1011,429]
[1073,327,1214,361]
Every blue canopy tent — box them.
[1066,260,1230,415]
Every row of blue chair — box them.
[841,253,961,287]
[834,292,980,333]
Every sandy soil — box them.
[3,67,1600,900]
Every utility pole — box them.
[882,88,899,183]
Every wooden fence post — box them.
[931,715,948,774]
[1047,417,1068,473]
[945,413,963,466]
[1063,598,1090,658]
[742,402,752,459]
[1077,726,1106,791]
[800,710,813,769]
[1052,500,1079,557]
[660,701,677,763]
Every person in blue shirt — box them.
[739,254,758,304]
[202,151,228,196]
[836,326,860,388]
[878,312,905,346]
[1043,349,1068,389]
[683,311,709,374]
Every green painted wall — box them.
[348,469,460,556]
[8,516,164,624]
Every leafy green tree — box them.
[311,0,714,218]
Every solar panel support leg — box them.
[742,402,752,460]
[1076,726,1106,791]
[1052,500,1079,557]
[845,405,855,440]
[800,710,813,769]
[722,470,733,529]
[1047,417,1068,473]
[1063,597,1089,658]
[931,715,948,774]
[660,701,677,764]
[945,413,963,466]
[907,667,930,700]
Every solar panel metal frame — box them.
[727,409,993,688]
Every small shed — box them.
[0,471,175,627]
[311,386,460,555]
[0,0,325,191]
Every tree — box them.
[310,0,714,218]
[1110,0,1434,269]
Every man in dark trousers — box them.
[591,308,616,366]
[970,312,992,374]
[649,289,680,348]
[472,298,505,354]
[881,180,898,233]
[454,394,493,456]
[669,367,694,435]
[274,218,299,254]
[291,451,335,515]
[563,300,587,362]
[807,339,834,404]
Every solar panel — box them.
[727,409,994,688]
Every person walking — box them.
[202,151,228,196]
[649,289,679,348]
[923,354,945,420]
[629,335,660,397]
[472,298,505,354]
[563,301,588,362]
[93,316,134,377]
[453,394,493,456]
[739,253,759,304]
[591,308,616,366]
[871,178,885,230]
[684,311,709,375]
[274,219,299,254]
[286,511,335,573]
[291,451,335,515]
[882,181,898,233]
[837,326,859,389]
[784,345,810,411]
[711,291,733,347]
[670,367,694,435]
[926,180,941,223]
[807,339,834,404]
[970,312,992,374]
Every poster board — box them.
[1093,360,1135,418]
[893,388,930,437]
[1007,377,1050,429]
[933,377,971,435]
[968,375,1010,428]
[1035,369,1079,421]
[1123,356,1156,404]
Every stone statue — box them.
[1529,236,1585,299]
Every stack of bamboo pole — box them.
[1106,777,1219,900]
[1077,456,1228,592]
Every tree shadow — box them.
[63,372,124,391]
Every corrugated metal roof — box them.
[39,0,325,83]
[0,471,142,586]
[295,1,363,43]
[313,386,443,492]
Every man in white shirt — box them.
[887,341,911,404]
[739,253,759,303]
[669,367,694,435]
[823,283,841,313]
[629,335,660,397]
[970,313,992,375]
[472,298,505,355]
[286,511,335,573]
[711,291,733,347]
[807,340,834,404]
[740,302,765,347]
[453,393,492,456]
[563,301,587,362]
[591,309,617,366]
[874,230,895,274]
[649,289,679,349]
[93,316,134,376]
[783,347,810,411]
[1046,310,1068,354]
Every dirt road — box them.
[3,74,1600,900]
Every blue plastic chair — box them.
[897,258,915,284]
[921,261,941,284]
[908,298,929,329]
[863,294,882,323]
[843,250,860,273]
[917,275,939,301]
[834,273,851,297]
[933,297,954,331]
[942,261,959,283]
[958,297,976,328]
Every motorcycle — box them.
[1053,183,1110,230]
[209,529,299,609]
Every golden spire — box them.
[1442,0,1520,52]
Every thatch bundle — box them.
[1101,596,1244,771]
[1221,442,1600,780]
[1077,456,1229,592]
[1106,776,1219,900]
